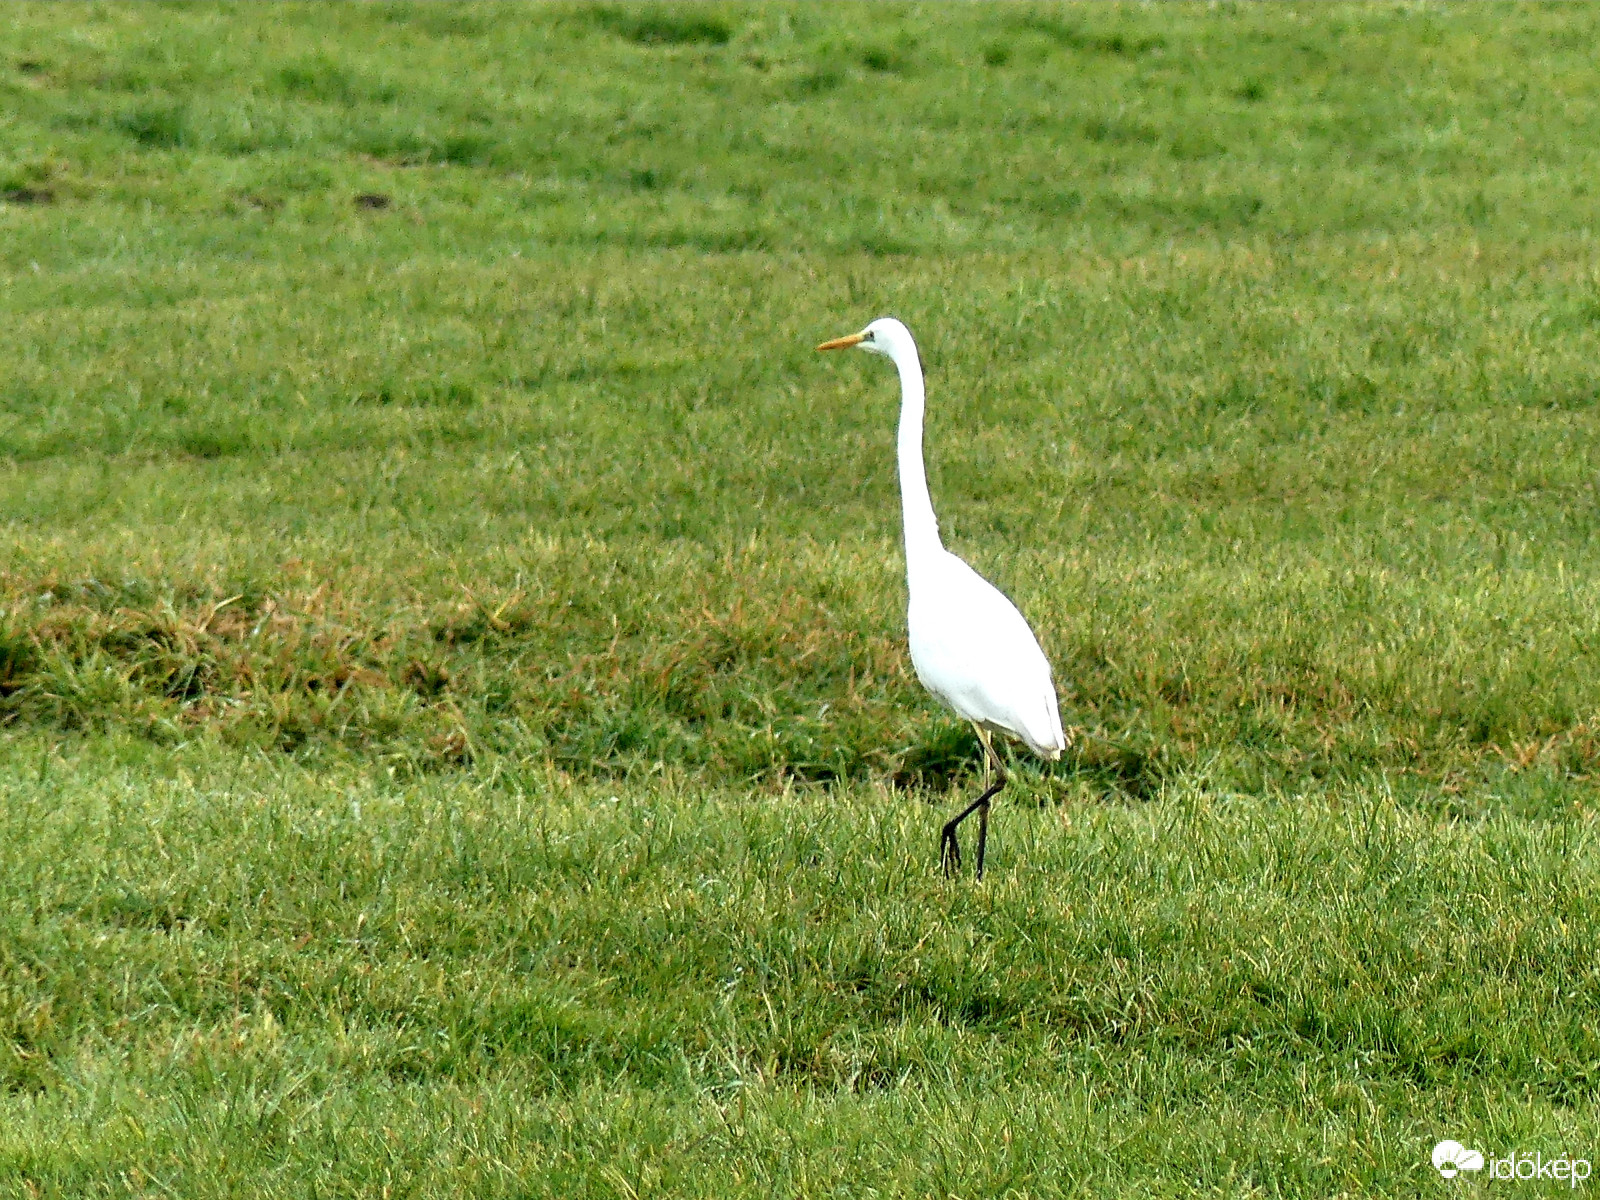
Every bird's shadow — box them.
[893,719,1164,803]
[1054,736,1164,803]
[891,719,986,791]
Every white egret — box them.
[818,317,1066,879]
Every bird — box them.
[817,317,1066,880]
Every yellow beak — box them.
[816,332,866,351]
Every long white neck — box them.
[892,342,943,568]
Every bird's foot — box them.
[940,822,962,877]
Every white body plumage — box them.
[907,547,1065,760]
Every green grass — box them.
[6,744,1600,1196]
[3,2,1600,1194]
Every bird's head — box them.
[816,316,913,361]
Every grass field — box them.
[2,2,1600,1195]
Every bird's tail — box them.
[1025,683,1067,761]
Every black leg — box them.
[940,817,961,876]
[941,725,1008,880]
[976,792,991,880]
[941,779,1001,877]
